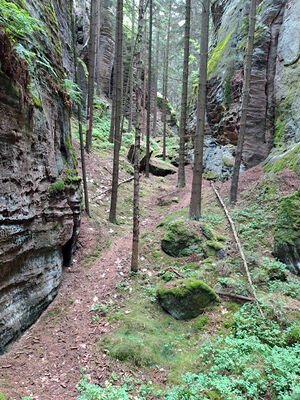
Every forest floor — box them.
[1,134,300,399]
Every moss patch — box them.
[207,32,232,78]
[273,189,300,275]
[157,278,217,320]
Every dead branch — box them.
[210,182,265,319]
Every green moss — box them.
[193,315,209,331]
[65,135,78,168]
[157,278,217,320]
[203,171,219,181]
[222,156,234,167]
[49,179,65,194]
[0,393,8,400]
[161,221,203,258]
[32,95,43,109]
[206,240,225,251]
[274,189,300,246]
[200,223,215,240]
[264,144,300,176]
[207,32,232,78]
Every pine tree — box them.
[230,0,257,204]
[145,0,153,177]
[128,0,136,133]
[71,3,90,216]
[86,0,99,153]
[189,0,209,220]
[177,0,191,188]
[109,0,123,224]
[131,0,144,272]
[152,24,160,137]
[162,0,172,161]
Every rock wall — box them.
[189,0,299,178]
[0,0,81,353]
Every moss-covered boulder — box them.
[273,189,300,275]
[161,221,203,257]
[157,278,217,320]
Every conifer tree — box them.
[189,0,209,220]
[162,0,172,161]
[230,0,257,204]
[131,0,144,272]
[86,0,99,153]
[109,0,123,223]
[177,0,191,188]
[145,0,153,177]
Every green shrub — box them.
[49,179,65,195]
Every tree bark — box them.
[230,0,257,205]
[177,0,191,188]
[71,2,90,216]
[145,0,153,177]
[162,0,172,161]
[152,24,160,137]
[189,0,209,220]
[131,0,144,272]
[142,15,147,138]
[109,0,123,224]
[128,0,135,133]
[86,0,99,153]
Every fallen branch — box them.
[165,268,184,278]
[93,176,134,199]
[210,182,265,319]
[215,290,254,302]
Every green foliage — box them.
[77,375,132,400]
[264,144,300,175]
[0,0,41,39]
[49,179,65,195]
[63,79,82,104]
[0,393,8,400]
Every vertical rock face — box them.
[189,0,300,177]
[0,0,81,353]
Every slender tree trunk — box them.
[152,25,160,137]
[145,0,153,177]
[96,0,102,96]
[189,0,209,220]
[142,16,147,138]
[128,0,135,133]
[162,0,171,161]
[86,0,99,153]
[230,0,256,205]
[177,0,191,188]
[131,0,144,272]
[71,2,90,216]
[109,0,123,224]
[109,86,116,143]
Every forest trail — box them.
[0,165,210,400]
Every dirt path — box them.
[0,166,208,400]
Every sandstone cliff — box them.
[0,0,81,353]
[190,0,299,179]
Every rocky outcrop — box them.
[0,0,81,353]
[189,0,299,178]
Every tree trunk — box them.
[86,0,99,153]
[131,0,144,272]
[189,0,209,220]
[71,2,90,216]
[162,0,171,161]
[177,0,191,188]
[145,0,153,177]
[109,0,123,224]
[230,0,257,205]
[152,25,160,137]
[128,0,135,133]
[142,16,147,138]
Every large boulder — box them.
[273,189,300,275]
[161,220,226,258]
[157,278,217,320]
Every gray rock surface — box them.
[0,0,81,353]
